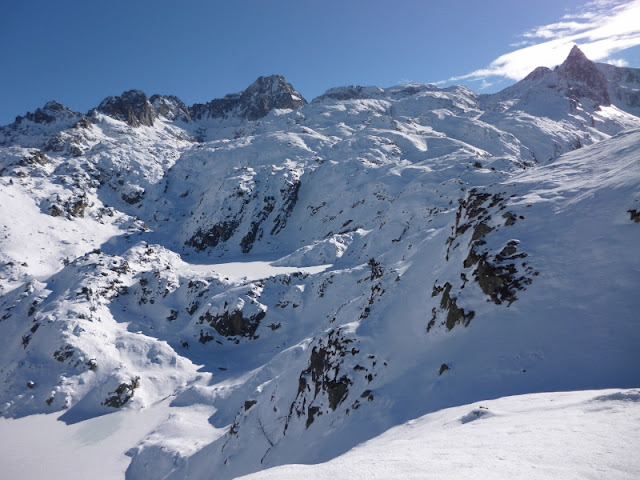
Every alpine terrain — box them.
[1,46,639,479]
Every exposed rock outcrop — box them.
[190,75,306,121]
[556,45,610,105]
[14,101,78,125]
[96,90,156,127]
[150,94,191,121]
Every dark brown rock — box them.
[97,90,155,127]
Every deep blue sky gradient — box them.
[0,0,634,125]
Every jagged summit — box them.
[239,74,307,120]
[191,74,306,122]
[1,74,308,136]
[490,45,617,111]
[13,100,79,125]
[564,44,590,64]
[91,75,307,126]
[554,46,606,98]
[149,94,190,122]
[42,100,67,112]
[555,45,610,104]
[96,90,156,128]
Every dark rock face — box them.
[199,309,266,338]
[556,45,610,105]
[190,94,241,121]
[97,90,156,127]
[102,377,140,408]
[270,179,300,236]
[190,75,306,121]
[53,345,75,362]
[50,75,304,128]
[20,150,49,166]
[468,247,531,306]
[431,281,475,331]
[48,192,89,218]
[240,196,276,253]
[9,101,86,131]
[186,220,240,251]
[238,75,307,120]
[287,330,360,431]
[121,189,145,205]
[14,101,69,124]
[150,94,191,121]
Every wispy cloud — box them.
[606,58,630,66]
[444,0,640,88]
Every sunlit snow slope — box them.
[239,389,640,480]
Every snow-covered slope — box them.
[239,389,640,480]
[3,388,636,480]
[0,46,639,479]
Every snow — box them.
[0,179,122,292]
[2,389,637,480]
[240,389,640,480]
[0,399,219,480]
[176,258,332,283]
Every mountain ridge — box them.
[7,45,639,130]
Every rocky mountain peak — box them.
[96,89,155,127]
[150,94,191,121]
[236,75,307,121]
[245,74,288,93]
[557,45,610,105]
[190,75,306,122]
[14,100,77,125]
[42,100,67,112]
[564,44,589,65]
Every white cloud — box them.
[444,0,640,87]
[606,58,630,67]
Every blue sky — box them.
[1,0,640,125]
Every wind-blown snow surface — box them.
[239,389,640,480]
[0,399,220,480]
[1,389,637,480]
[0,50,639,479]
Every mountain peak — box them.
[557,45,610,105]
[564,45,589,65]
[150,94,190,121]
[247,74,287,90]
[13,100,78,125]
[238,74,306,120]
[558,45,596,74]
[191,74,306,122]
[43,100,67,112]
[96,90,155,127]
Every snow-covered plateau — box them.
[0,46,639,479]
